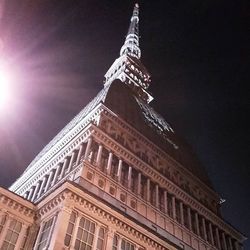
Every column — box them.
[69,215,81,250]
[106,227,115,249]
[15,223,28,250]
[25,224,39,250]
[76,143,84,165]
[52,164,62,186]
[146,178,150,202]
[44,170,55,192]
[222,232,227,250]
[23,192,29,199]
[84,137,92,160]
[49,208,72,249]
[216,228,222,250]
[234,241,239,250]
[187,207,192,231]
[195,212,200,236]
[37,176,47,198]
[228,237,233,250]
[59,158,69,180]
[27,187,35,200]
[172,196,176,220]
[117,235,122,249]
[67,151,76,173]
[92,223,101,249]
[33,221,44,250]
[164,191,168,214]
[180,202,184,225]
[0,215,12,244]
[155,185,159,208]
[137,173,141,196]
[31,181,41,202]
[128,166,132,189]
[106,152,113,175]
[209,223,214,245]
[117,159,122,182]
[96,144,103,166]
[202,218,207,241]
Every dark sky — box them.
[0,0,249,247]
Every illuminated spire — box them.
[120,3,141,59]
[104,3,153,103]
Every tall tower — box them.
[0,4,246,250]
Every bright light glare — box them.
[0,65,12,111]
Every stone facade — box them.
[0,3,246,250]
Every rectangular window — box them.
[112,234,118,250]
[198,215,205,240]
[212,225,218,248]
[175,199,181,223]
[219,231,226,250]
[191,210,198,234]
[159,188,165,212]
[206,220,212,243]
[96,227,105,250]
[75,217,95,250]
[0,214,6,234]
[167,194,173,218]
[80,142,87,162]
[65,212,77,247]
[111,156,119,180]
[140,175,147,200]
[150,182,156,206]
[20,226,29,250]
[100,148,109,172]
[121,238,135,250]
[113,235,137,250]
[183,204,189,228]
[120,162,129,188]
[37,217,54,250]
[2,219,22,250]
[130,169,138,194]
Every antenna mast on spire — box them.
[120,3,141,59]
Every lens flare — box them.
[0,64,11,111]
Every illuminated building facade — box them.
[0,4,246,250]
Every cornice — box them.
[0,187,35,219]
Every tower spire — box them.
[120,3,141,59]
[104,3,153,103]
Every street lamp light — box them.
[0,61,11,111]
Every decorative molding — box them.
[90,126,244,242]
[38,183,175,250]
[98,109,219,205]
[0,188,35,220]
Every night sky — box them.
[0,0,249,247]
